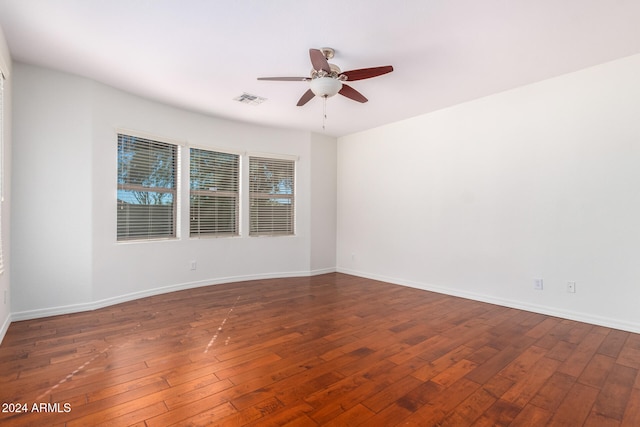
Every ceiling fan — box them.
[257,48,393,106]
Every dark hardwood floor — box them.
[0,273,639,426]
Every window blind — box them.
[249,155,295,236]
[117,133,177,240]
[190,148,239,236]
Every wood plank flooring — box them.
[0,273,639,426]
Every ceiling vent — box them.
[234,92,267,105]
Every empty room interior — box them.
[1,1,640,425]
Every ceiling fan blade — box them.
[297,89,315,106]
[309,48,331,73]
[341,65,394,81]
[257,77,310,81]
[339,84,368,103]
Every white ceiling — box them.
[1,0,640,137]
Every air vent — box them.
[234,92,267,105]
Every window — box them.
[249,155,295,236]
[0,72,4,273]
[117,133,177,240]
[190,148,239,236]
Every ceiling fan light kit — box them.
[310,76,343,98]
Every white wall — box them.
[12,65,93,315]
[11,63,337,319]
[0,25,11,342]
[310,132,337,273]
[337,54,640,333]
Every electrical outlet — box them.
[190,260,197,271]
[534,279,544,290]
[567,281,576,293]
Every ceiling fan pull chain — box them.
[323,95,327,130]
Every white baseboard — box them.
[10,267,337,323]
[337,267,640,334]
[309,267,338,276]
